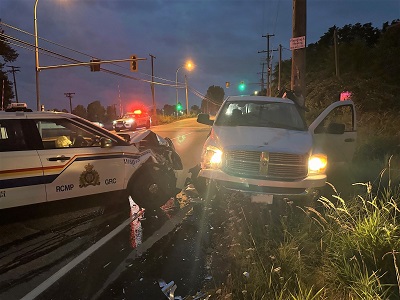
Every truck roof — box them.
[225,95,296,104]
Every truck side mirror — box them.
[197,113,214,126]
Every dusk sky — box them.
[1,0,399,113]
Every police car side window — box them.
[36,119,101,149]
[0,120,28,152]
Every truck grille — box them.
[225,150,308,180]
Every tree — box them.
[105,105,117,122]
[163,104,175,116]
[72,104,87,119]
[0,22,19,109]
[190,104,201,115]
[87,100,106,122]
[271,21,400,113]
[201,85,225,115]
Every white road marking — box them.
[21,215,135,300]
[21,203,193,300]
[91,203,193,300]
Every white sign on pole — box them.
[290,36,306,50]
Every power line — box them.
[0,32,186,88]
[0,21,183,86]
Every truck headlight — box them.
[112,120,117,125]
[203,146,223,169]
[126,118,135,124]
[308,154,327,174]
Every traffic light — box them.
[90,59,100,72]
[130,55,138,72]
[238,81,246,92]
[177,102,183,111]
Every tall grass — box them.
[207,175,400,299]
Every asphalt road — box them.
[0,117,211,300]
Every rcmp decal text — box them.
[0,191,5,198]
[56,184,74,192]
[105,178,117,185]
[124,158,140,166]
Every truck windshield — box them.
[214,100,307,130]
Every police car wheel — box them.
[128,167,169,210]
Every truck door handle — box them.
[345,138,355,142]
[48,156,70,161]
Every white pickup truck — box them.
[196,95,356,205]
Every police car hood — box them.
[210,126,312,154]
[118,130,169,146]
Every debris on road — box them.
[158,279,183,300]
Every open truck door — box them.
[309,100,357,164]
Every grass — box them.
[204,175,400,299]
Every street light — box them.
[175,60,194,115]
[34,0,40,111]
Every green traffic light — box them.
[238,81,246,92]
[177,103,182,111]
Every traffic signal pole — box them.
[149,54,157,119]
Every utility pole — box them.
[149,54,157,120]
[278,44,282,91]
[7,65,20,103]
[334,27,339,77]
[257,62,267,92]
[118,85,122,117]
[291,0,306,107]
[259,34,275,96]
[184,75,189,115]
[64,92,75,113]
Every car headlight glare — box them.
[112,120,117,125]
[203,147,223,168]
[126,118,135,124]
[308,154,327,174]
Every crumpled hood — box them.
[209,126,312,154]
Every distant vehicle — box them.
[196,95,357,205]
[113,110,151,132]
[0,108,182,210]
[5,102,32,112]
[91,121,104,128]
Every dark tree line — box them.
[271,20,400,113]
[0,22,18,109]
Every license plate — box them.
[251,194,273,204]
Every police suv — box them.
[0,104,182,210]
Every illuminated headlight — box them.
[112,120,117,125]
[126,118,135,124]
[203,146,223,169]
[308,154,327,174]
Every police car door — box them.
[35,118,124,202]
[0,118,46,209]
